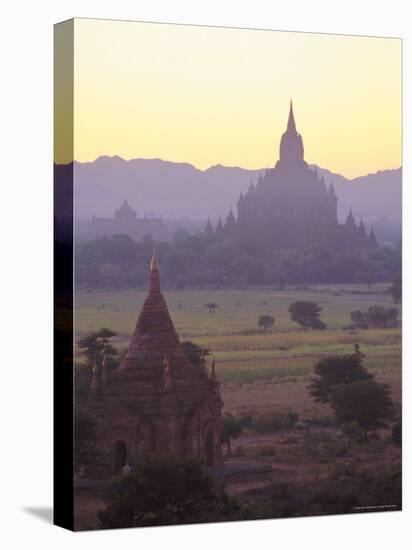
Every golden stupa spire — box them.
[150,250,159,271]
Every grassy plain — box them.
[74,283,402,528]
[75,283,401,417]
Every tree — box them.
[350,306,399,329]
[181,340,210,367]
[288,301,326,330]
[204,241,240,268]
[98,455,246,528]
[205,302,219,314]
[330,379,394,441]
[258,314,275,333]
[308,347,373,405]
[220,414,243,455]
[75,408,102,473]
[366,305,399,328]
[77,328,118,368]
[350,309,369,329]
[77,328,118,392]
[390,280,402,304]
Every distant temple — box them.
[218,101,377,252]
[89,253,223,476]
[91,200,168,241]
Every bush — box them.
[288,301,327,331]
[350,306,399,329]
[258,314,275,332]
[98,455,247,529]
[181,340,209,367]
[239,414,254,429]
[252,411,290,434]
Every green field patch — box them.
[74,287,401,393]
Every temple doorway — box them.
[112,440,127,475]
[205,431,214,466]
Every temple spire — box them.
[149,251,161,294]
[150,250,158,270]
[287,99,296,132]
[279,100,304,162]
[205,218,213,234]
[358,218,367,237]
[346,208,356,231]
[369,227,378,247]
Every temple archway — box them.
[205,430,214,467]
[112,440,127,475]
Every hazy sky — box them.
[69,19,401,178]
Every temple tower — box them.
[88,253,223,476]
[279,100,304,163]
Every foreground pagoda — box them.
[88,254,223,475]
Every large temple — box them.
[220,101,377,253]
[88,253,223,476]
[91,200,168,242]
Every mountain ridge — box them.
[60,157,401,223]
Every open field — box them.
[74,283,401,528]
[75,283,401,416]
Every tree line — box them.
[75,231,401,289]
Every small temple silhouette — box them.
[89,253,223,475]
[216,101,377,253]
[91,200,168,241]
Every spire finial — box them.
[287,99,296,132]
[150,250,158,271]
[149,251,161,293]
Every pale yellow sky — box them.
[69,19,401,178]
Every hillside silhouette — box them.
[62,157,401,224]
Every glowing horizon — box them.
[68,19,402,179]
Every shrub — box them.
[288,301,327,331]
[98,455,247,529]
[257,315,275,332]
[252,411,290,434]
[350,306,399,329]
